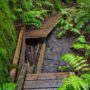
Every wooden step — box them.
[23,72,74,90]
[25,14,60,39]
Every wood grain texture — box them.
[23,72,74,89]
[25,14,60,39]
[17,30,26,80]
[10,26,24,81]
[36,41,46,73]
[17,64,27,90]
[24,80,61,89]
[26,72,74,81]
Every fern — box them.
[52,0,63,11]
[71,28,81,34]
[81,73,90,87]
[76,35,86,43]
[58,65,72,72]
[22,0,33,11]
[61,53,90,72]
[40,1,54,9]
[23,10,47,28]
[58,73,90,90]
[57,16,80,39]
[72,35,86,50]
[57,18,71,38]
[72,43,85,49]
[57,30,67,39]
[58,75,89,90]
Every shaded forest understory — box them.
[1,0,90,90]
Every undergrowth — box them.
[0,0,17,89]
[58,0,90,90]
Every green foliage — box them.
[72,43,85,50]
[23,10,47,28]
[37,0,54,9]
[72,35,86,50]
[62,53,90,72]
[58,75,89,90]
[57,17,80,38]
[21,0,52,28]
[52,0,63,11]
[81,73,90,87]
[22,0,33,11]
[57,0,90,38]
[0,83,16,90]
[72,35,90,59]
[58,1,90,90]
[0,0,17,85]
[76,35,86,43]
[58,65,71,72]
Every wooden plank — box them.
[10,26,24,81]
[26,72,74,81]
[25,29,49,39]
[17,64,27,90]
[17,30,26,80]
[24,72,74,89]
[36,41,46,73]
[24,79,62,89]
[25,14,60,39]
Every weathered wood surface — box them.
[17,64,27,90]
[25,14,60,39]
[26,72,74,80]
[10,27,24,81]
[17,30,26,79]
[36,41,46,73]
[23,72,74,90]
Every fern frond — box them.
[61,54,89,72]
[72,43,85,49]
[72,35,86,50]
[81,73,90,87]
[76,35,86,44]
[58,75,88,90]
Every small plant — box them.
[0,83,16,90]
[58,74,90,90]
[58,65,72,72]
[61,53,90,72]
[72,35,86,50]
[72,35,90,58]
[57,16,80,39]
[40,0,54,9]
[75,35,86,43]
[23,10,47,28]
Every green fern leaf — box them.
[58,75,88,90]
[61,54,89,72]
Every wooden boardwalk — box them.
[16,14,75,90]
[23,72,74,90]
[25,14,60,39]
